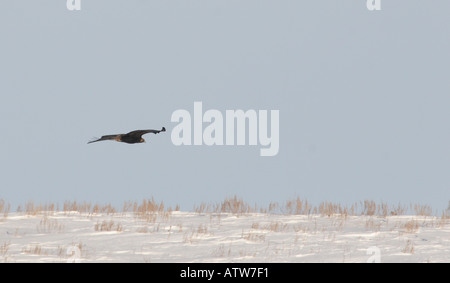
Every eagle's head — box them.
[140,138,146,143]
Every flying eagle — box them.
[88,127,166,144]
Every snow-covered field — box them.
[1,200,449,263]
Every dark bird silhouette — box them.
[88,127,166,144]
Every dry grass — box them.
[212,244,232,258]
[37,215,65,233]
[0,241,12,263]
[0,199,10,221]
[0,241,10,257]
[0,196,448,262]
[10,198,176,219]
[20,242,87,262]
[282,197,313,215]
[16,200,117,216]
[413,204,433,216]
[402,219,419,233]
[192,196,447,218]
[22,244,43,255]
[17,201,58,216]
[401,240,415,254]
[182,223,214,244]
[5,197,448,219]
[438,211,449,228]
[365,217,383,231]
[265,221,289,232]
[242,231,266,243]
[125,198,176,223]
[94,220,123,232]
[194,196,258,215]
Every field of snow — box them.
[0,199,449,263]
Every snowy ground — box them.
[0,208,449,263]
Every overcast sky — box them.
[1,0,449,212]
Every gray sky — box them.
[1,0,449,211]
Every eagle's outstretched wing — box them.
[125,127,166,138]
[87,134,121,144]
[88,127,166,144]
